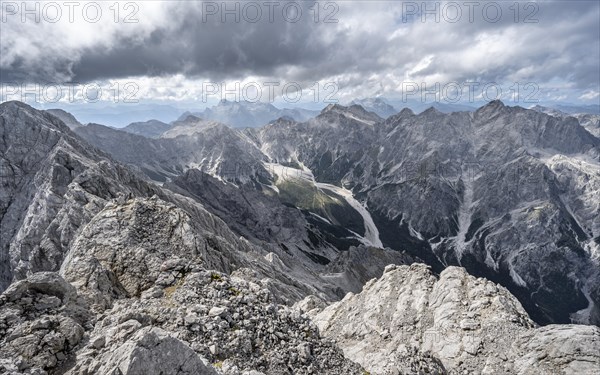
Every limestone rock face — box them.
[2,102,395,307]
[74,119,270,184]
[0,101,160,291]
[257,102,600,325]
[77,327,218,375]
[0,246,365,375]
[60,197,237,311]
[0,193,365,375]
[65,268,363,375]
[509,325,600,375]
[311,264,600,375]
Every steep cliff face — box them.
[308,264,600,375]
[531,105,600,138]
[0,101,162,291]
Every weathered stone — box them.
[312,264,600,375]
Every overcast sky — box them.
[1,0,599,107]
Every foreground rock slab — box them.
[309,264,600,375]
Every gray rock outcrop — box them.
[311,264,600,375]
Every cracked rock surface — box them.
[309,264,600,375]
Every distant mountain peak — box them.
[398,107,415,116]
[171,115,206,128]
[45,108,83,130]
[320,103,373,117]
[474,99,508,117]
[278,115,295,122]
[122,119,171,139]
[318,103,382,125]
[321,103,345,113]
[349,97,398,118]
[530,104,569,117]
[178,100,316,127]
[179,114,203,123]
[421,106,442,115]
[483,99,506,109]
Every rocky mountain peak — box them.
[398,107,415,116]
[0,100,30,111]
[45,109,83,130]
[122,119,171,138]
[175,114,204,125]
[382,107,416,127]
[474,99,507,117]
[349,98,398,118]
[0,101,72,134]
[423,105,442,113]
[318,103,382,124]
[484,99,506,109]
[268,116,298,127]
[321,103,344,114]
[161,116,228,139]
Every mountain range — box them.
[69,100,600,326]
[1,100,599,374]
[531,104,600,138]
[178,100,320,128]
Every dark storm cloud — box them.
[2,1,349,83]
[72,17,330,81]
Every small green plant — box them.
[211,273,222,281]
[228,287,241,296]
[214,361,223,369]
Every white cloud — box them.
[579,91,600,101]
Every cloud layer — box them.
[1,0,599,104]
